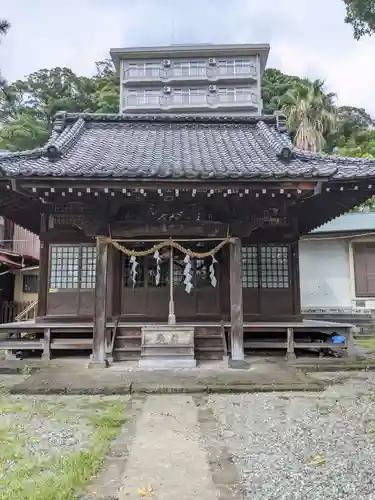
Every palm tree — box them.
[0,20,10,37]
[280,79,337,152]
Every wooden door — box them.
[121,254,169,320]
[353,242,375,297]
[174,252,221,320]
[46,244,95,317]
[242,243,295,321]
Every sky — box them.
[0,0,374,115]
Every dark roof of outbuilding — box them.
[0,113,375,180]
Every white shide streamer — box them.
[129,255,138,288]
[183,254,193,294]
[153,250,161,286]
[209,256,218,287]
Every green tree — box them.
[338,129,375,158]
[343,0,375,39]
[326,105,375,151]
[91,60,119,113]
[262,68,308,115]
[0,113,49,151]
[0,19,10,36]
[0,60,119,151]
[280,80,337,152]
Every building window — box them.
[172,88,206,105]
[218,87,256,103]
[126,89,160,105]
[218,60,256,76]
[242,244,290,289]
[353,242,375,297]
[173,61,206,77]
[126,62,160,78]
[49,245,96,290]
[241,246,259,288]
[260,245,289,289]
[80,246,97,289]
[23,274,39,293]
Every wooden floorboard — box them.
[0,318,353,332]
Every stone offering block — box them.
[142,326,194,346]
[139,326,196,369]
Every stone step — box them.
[195,346,223,352]
[140,352,194,357]
[0,340,43,350]
[113,351,141,361]
[114,347,141,352]
[116,335,141,340]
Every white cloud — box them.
[0,0,374,114]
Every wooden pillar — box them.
[42,327,51,360]
[346,326,356,358]
[37,213,48,319]
[89,238,109,368]
[286,327,296,360]
[168,245,176,325]
[291,240,302,319]
[230,238,244,361]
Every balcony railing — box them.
[170,94,207,105]
[216,92,258,104]
[0,300,37,324]
[126,95,162,107]
[125,92,259,109]
[172,67,207,78]
[215,65,257,77]
[12,225,40,260]
[123,65,258,81]
[126,68,162,79]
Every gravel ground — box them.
[0,374,28,388]
[0,394,129,498]
[201,373,375,500]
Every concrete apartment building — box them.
[110,43,270,115]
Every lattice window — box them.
[81,246,96,289]
[50,246,80,289]
[49,245,96,290]
[260,245,289,289]
[51,215,84,227]
[241,246,259,288]
[23,274,39,293]
[148,259,168,287]
[123,256,146,288]
[53,204,92,214]
[173,262,184,286]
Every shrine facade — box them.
[0,113,374,364]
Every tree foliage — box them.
[343,0,375,39]
[0,19,10,37]
[280,80,337,152]
[261,69,309,115]
[0,60,119,151]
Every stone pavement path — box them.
[118,395,218,500]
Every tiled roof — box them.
[311,212,375,234]
[1,113,375,180]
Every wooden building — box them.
[0,112,374,365]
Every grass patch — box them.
[0,398,126,500]
[356,337,375,350]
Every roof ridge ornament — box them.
[274,112,288,133]
[44,144,62,161]
[52,111,68,133]
[277,146,293,161]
